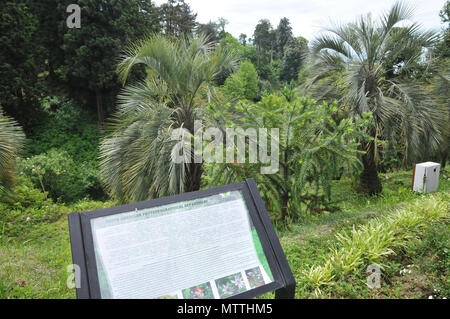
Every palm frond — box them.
[0,107,25,192]
[306,0,444,166]
[101,34,237,202]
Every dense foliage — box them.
[222,60,259,100]
[0,0,448,219]
[0,1,43,130]
[206,90,368,223]
[0,0,449,300]
[18,149,99,203]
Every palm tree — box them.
[0,107,24,192]
[431,60,450,168]
[306,1,445,194]
[99,34,237,202]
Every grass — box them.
[0,167,449,298]
[278,168,450,298]
[0,200,116,299]
[302,194,448,296]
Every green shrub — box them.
[23,98,106,200]
[0,176,65,238]
[303,263,335,296]
[222,60,259,100]
[259,79,274,96]
[27,98,102,164]
[18,149,98,203]
[222,73,245,99]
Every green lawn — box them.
[1,168,449,299]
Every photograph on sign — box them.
[89,191,274,299]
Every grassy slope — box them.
[279,168,450,299]
[0,168,448,299]
[0,201,116,298]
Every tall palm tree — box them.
[431,60,450,168]
[0,106,24,192]
[306,1,444,194]
[99,34,237,202]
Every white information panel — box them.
[90,191,273,299]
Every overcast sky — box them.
[153,0,447,41]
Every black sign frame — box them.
[68,178,295,299]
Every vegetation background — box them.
[0,0,448,299]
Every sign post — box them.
[68,178,295,299]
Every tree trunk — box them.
[96,88,105,131]
[270,41,273,71]
[281,192,289,221]
[358,140,382,195]
[257,47,261,70]
[440,145,448,169]
[441,152,447,169]
[187,162,203,192]
[280,148,289,221]
[183,112,203,193]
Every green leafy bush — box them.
[24,98,106,200]
[222,73,245,99]
[222,60,259,100]
[18,149,97,203]
[28,99,102,164]
[0,176,65,238]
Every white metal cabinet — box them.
[412,162,440,193]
